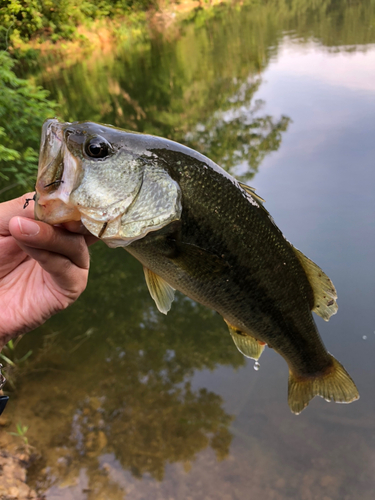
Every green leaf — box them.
[0,50,57,200]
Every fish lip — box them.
[35,118,82,224]
[37,119,65,190]
[40,118,64,151]
[43,117,63,136]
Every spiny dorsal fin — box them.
[293,247,338,321]
[143,267,175,315]
[238,182,265,205]
[225,320,265,360]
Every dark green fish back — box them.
[34,119,358,414]
[129,147,329,375]
[126,145,358,414]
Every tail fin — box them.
[288,354,359,415]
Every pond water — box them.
[4,1,375,498]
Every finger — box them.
[60,220,90,234]
[9,217,90,270]
[0,236,27,279]
[0,193,36,235]
[11,242,89,298]
[61,221,99,247]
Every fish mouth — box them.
[35,119,82,224]
[34,118,179,241]
[38,119,64,179]
[34,119,143,231]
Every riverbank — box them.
[5,0,232,61]
[0,416,40,500]
[0,0,235,200]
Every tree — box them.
[0,50,56,200]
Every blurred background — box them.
[0,1,375,498]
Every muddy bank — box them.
[0,415,40,500]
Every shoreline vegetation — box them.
[0,0,374,202]
[1,1,375,497]
[0,0,235,202]
[1,0,232,58]
[2,0,374,61]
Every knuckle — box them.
[57,256,73,275]
[64,271,89,301]
[76,234,87,253]
[50,229,89,268]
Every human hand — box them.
[0,193,96,350]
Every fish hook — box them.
[23,192,36,209]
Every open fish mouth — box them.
[35,119,82,224]
[37,119,65,189]
[34,119,182,244]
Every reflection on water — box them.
[4,0,375,498]
[15,247,242,495]
[33,0,295,182]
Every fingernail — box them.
[18,218,40,236]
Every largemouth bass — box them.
[34,118,359,414]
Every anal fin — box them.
[143,267,175,315]
[225,320,265,360]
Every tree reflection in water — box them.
[7,0,375,497]
[19,249,242,493]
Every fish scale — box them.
[34,119,359,414]
[128,151,323,371]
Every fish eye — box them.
[85,136,111,159]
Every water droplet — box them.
[254,361,260,371]
[363,335,367,340]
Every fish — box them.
[34,118,359,414]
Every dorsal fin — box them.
[238,182,265,205]
[293,247,338,321]
[225,320,265,360]
[143,267,175,315]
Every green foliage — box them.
[37,1,292,181]
[0,0,157,46]
[1,0,375,51]
[0,50,56,199]
[0,338,33,368]
[8,422,30,445]
[0,1,43,44]
[0,337,33,389]
[3,0,375,490]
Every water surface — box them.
[5,1,375,498]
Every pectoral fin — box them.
[293,247,338,321]
[225,321,265,360]
[143,267,175,315]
